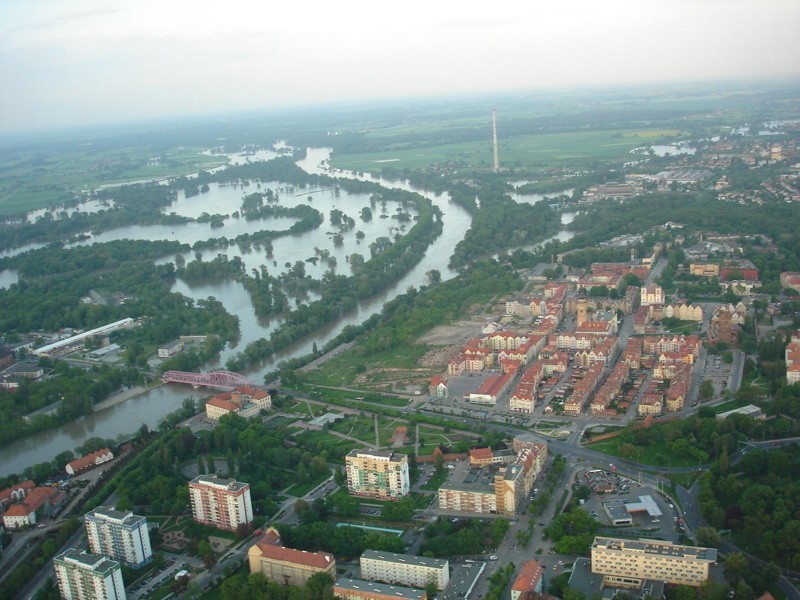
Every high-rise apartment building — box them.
[345,450,409,500]
[188,475,253,532]
[54,549,126,600]
[85,506,152,568]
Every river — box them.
[0,148,574,475]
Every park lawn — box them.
[416,424,473,450]
[331,128,688,173]
[293,428,359,452]
[711,399,742,413]
[330,414,380,444]
[589,438,704,468]
[302,344,430,387]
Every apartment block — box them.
[85,506,152,568]
[591,536,717,588]
[346,450,410,500]
[335,578,426,600]
[360,549,449,590]
[188,475,253,532]
[54,549,126,600]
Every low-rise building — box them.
[248,528,336,586]
[2,486,57,528]
[334,578,426,600]
[204,386,272,420]
[157,340,184,358]
[66,448,114,476]
[510,560,544,600]
[360,549,449,590]
[591,536,717,587]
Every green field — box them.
[302,345,431,387]
[588,438,705,468]
[331,128,687,173]
[0,145,225,216]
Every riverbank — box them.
[93,383,162,412]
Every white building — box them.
[345,450,410,500]
[54,549,126,600]
[360,549,449,590]
[85,506,152,568]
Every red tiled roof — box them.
[256,543,334,569]
[67,448,112,473]
[470,448,493,460]
[0,480,35,504]
[207,397,239,412]
[512,560,544,592]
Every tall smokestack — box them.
[492,109,499,173]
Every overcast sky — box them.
[2,0,799,134]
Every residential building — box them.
[640,285,663,307]
[85,506,152,568]
[66,448,114,476]
[346,450,410,500]
[54,549,126,600]
[511,560,544,600]
[0,479,35,509]
[591,536,717,588]
[188,475,253,532]
[248,528,336,586]
[360,549,449,590]
[334,578,426,600]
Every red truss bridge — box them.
[163,370,256,389]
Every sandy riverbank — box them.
[93,383,162,412]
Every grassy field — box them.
[302,345,430,387]
[589,438,705,468]
[0,145,225,216]
[330,128,687,173]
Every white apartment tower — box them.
[54,549,126,600]
[85,506,152,568]
[188,475,253,531]
[345,449,410,500]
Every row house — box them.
[499,359,522,374]
[544,283,568,300]
[482,331,530,351]
[666,364,691,411]
[591,361,630,414]
[787,333,800,384]
[647,302,704,322]
[638,393,664,416]
[633,306,650,334]
[642,335,701,358]
[556,332,599,351]
[564,363,604,415]
[622,338,643,369]
[575,338,617,368]
[532,316,559,336]
[509,362,546,413]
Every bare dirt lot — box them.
[417,319,490,345]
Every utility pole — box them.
[492,109,500,173]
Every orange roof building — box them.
[511,560,545,600]
[248,530,336,587]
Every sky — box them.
[1,0,799,134]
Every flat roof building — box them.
[360,549,449,591]
[334,578,427,600]
[54,549,126,600]
[591,536,717,588]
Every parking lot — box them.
[578,471,684,541]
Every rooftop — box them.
[361,549,448,570]
[592,536,717,562]
[55,549,121,575]
[335,578,426,600]
[189,475,249,492]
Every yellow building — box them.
[591,537,717,588]
[689,263,719,278]
[248,529,336,587]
